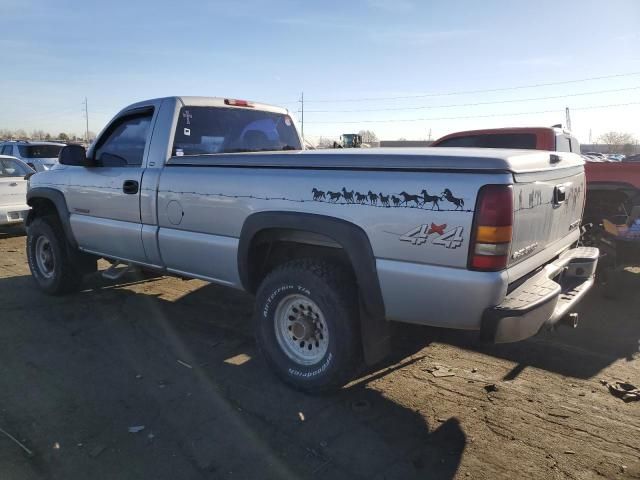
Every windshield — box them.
[17,144,63,159]
[173,106,301,156]
[0,158,32,176]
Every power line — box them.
[289,71,640,104]
[305,101,640,124]
[304,85,640,113]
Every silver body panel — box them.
[28,96,589,332]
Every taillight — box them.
[224,98,253,107]
[469,185,513,271]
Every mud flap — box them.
[359,301,391,366]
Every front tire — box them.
[27,216,91,295]
[254,259,361,393]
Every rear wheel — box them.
[27,216,95,295]
[254,259,360,392]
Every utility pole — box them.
[589,129,592,144]
[83,97,89,144]
[300,91,304,143]
[428,128,432,141]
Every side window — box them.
[94,112,153,167]
[1,145,13,155]
[0,158,30,176]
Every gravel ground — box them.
[1,225,639,479]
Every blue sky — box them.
[1,0,639,143]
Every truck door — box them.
[65,108,155,263]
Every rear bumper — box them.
[480,247,599,343]
[0,204,30,225]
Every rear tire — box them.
[254,259,361,393]
[27,216,94,295]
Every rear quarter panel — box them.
[156,166,508,284]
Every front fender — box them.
[27,187,78,248]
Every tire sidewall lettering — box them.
[261,281,333,380]
[263,284,312,318]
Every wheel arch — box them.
[239,211,390,365]
[26,187,78,248]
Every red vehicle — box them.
[431,126,580,152]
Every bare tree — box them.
[358,130,378,143]
[597,131,637,153]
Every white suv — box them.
[0,141,65,172]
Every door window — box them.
[1,145,13,155]
[94,111,153,167]
[0,158,31,176]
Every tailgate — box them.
[510,168,585,268]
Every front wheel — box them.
[254,259,361,393]
[27,216,91,295]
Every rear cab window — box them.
[173,106,301,156]
[17,145,63,158]
[435,133,537,149]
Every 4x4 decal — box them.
[397,224,465,249]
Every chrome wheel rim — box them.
[35,236,55,279]
[274,294,329,366]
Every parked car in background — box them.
[584,151,608,161]
[0,155,33,225]
[431,126,580,152]
[24,96,598,392]
[0,141,65,172]
[624,154,640,162]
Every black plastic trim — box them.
[239,211,385,319]
[26,187,78,248]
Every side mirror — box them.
[59,144,90,166]
[24,172,35,180]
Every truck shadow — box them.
[1,272,465,480]
[386,268,640,381]
[0,225,26,239]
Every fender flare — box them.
[238,211,390,365]
[26,187,78,248]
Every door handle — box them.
[123,180,139,194]
[9,182,18,187]
[553,185,566,205]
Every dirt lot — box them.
[0,226,639,480]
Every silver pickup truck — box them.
[25,96,598,391]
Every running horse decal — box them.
[341,187,355,204]
[420,189,440,210]
[399,191,421,207]
[311,188,326,201]
[326,191,342,202]
[441,189,464,210]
